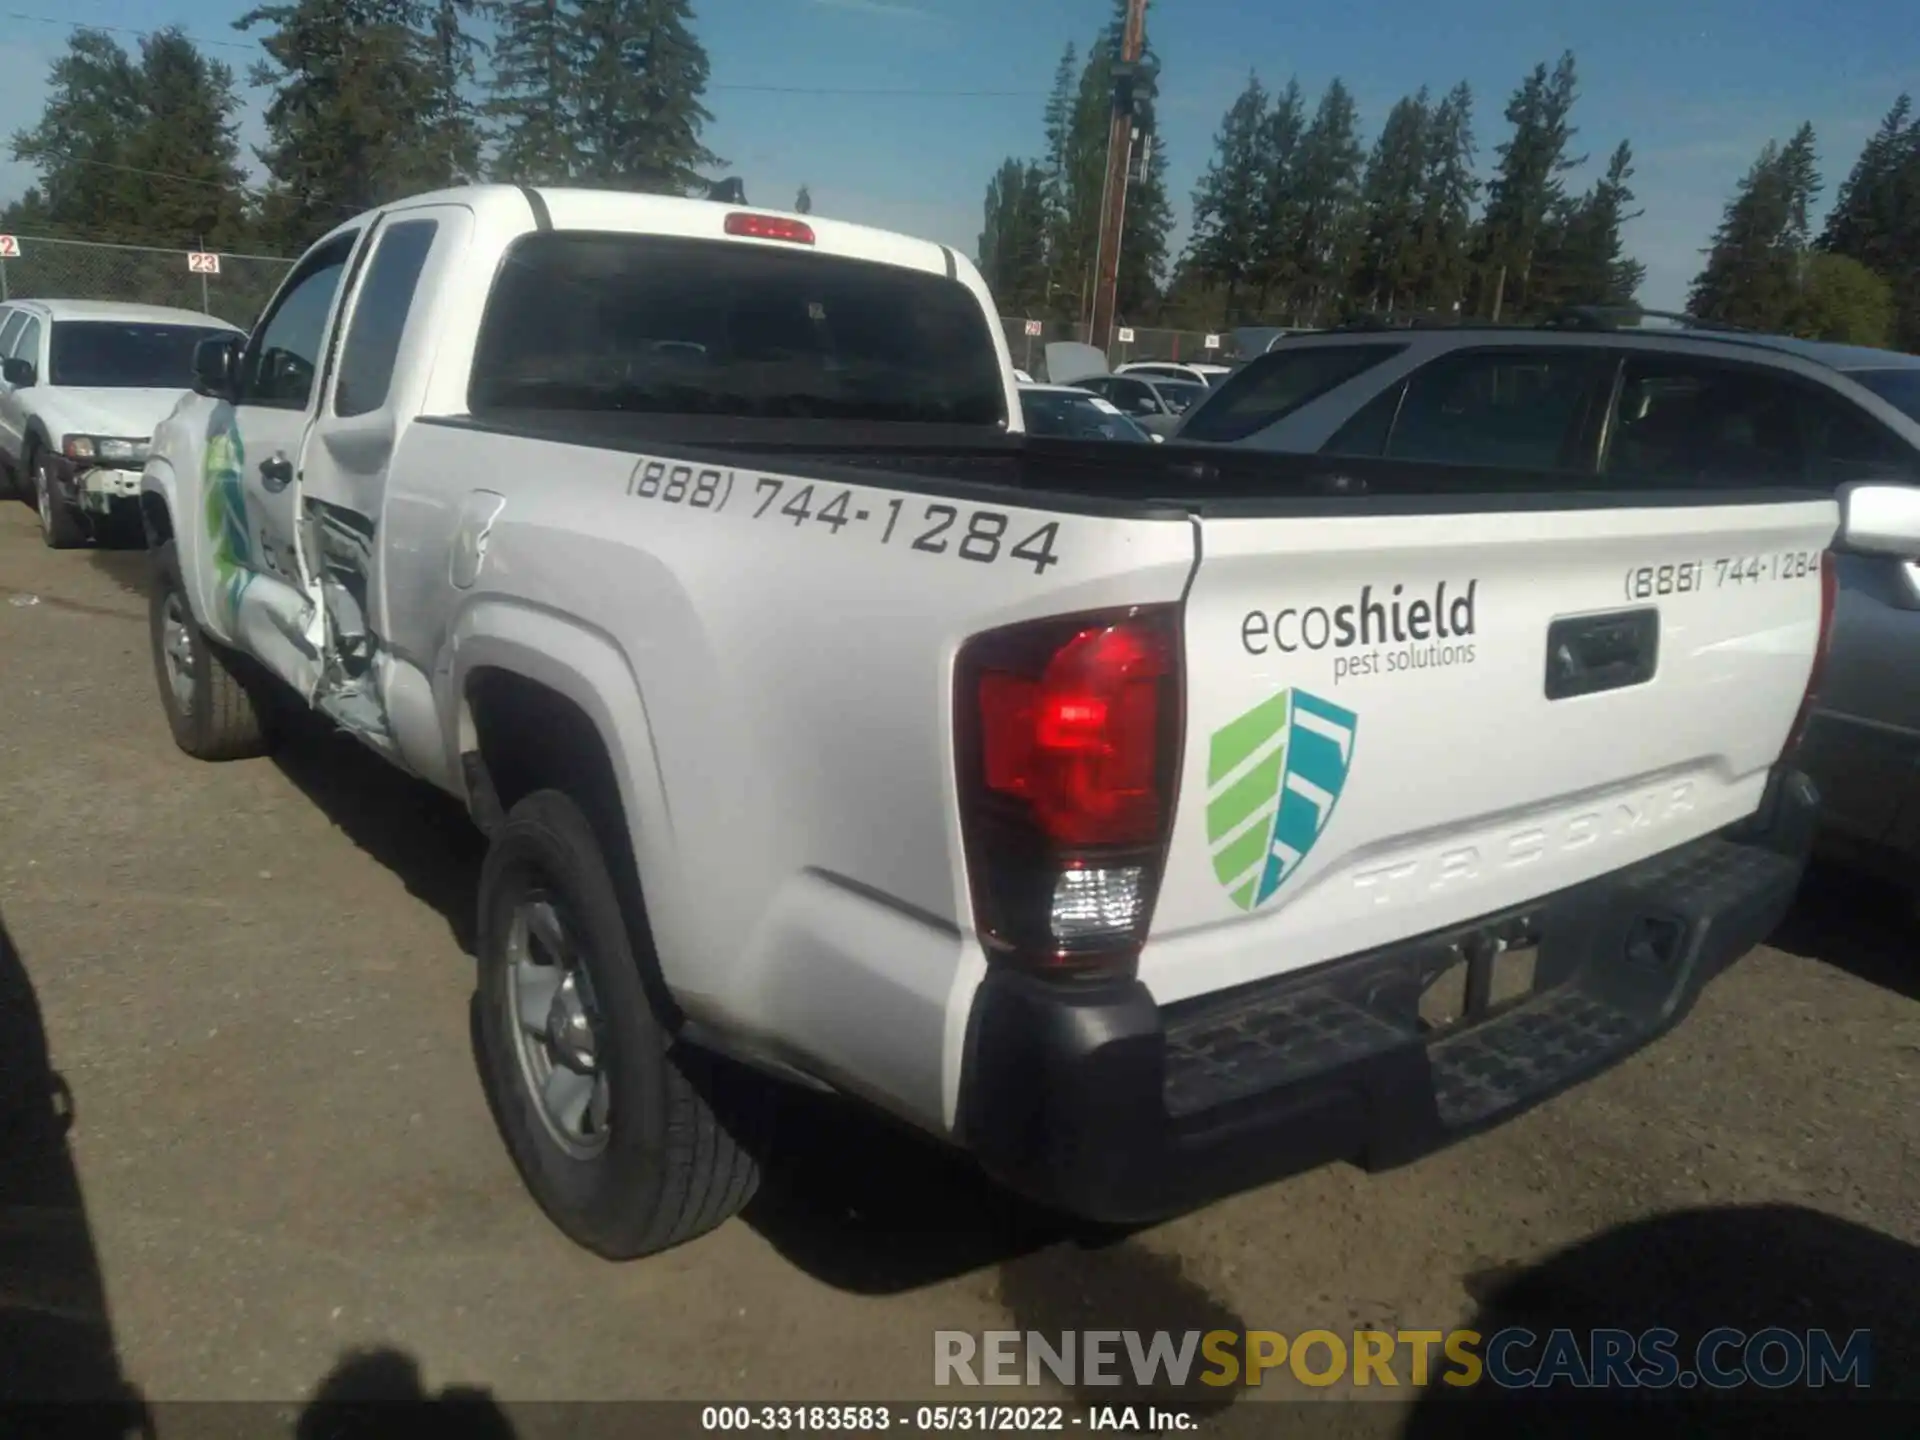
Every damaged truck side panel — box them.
[145,199,477,769]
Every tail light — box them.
[954,605,1183,980]
[1782,552,1838,758]
[724,212,815,245]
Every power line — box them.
[1,9,1049,96]
[2,9,255,53]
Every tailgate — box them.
[1143,497,1836,1003]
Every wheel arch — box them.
[447,607,684,1026]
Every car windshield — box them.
[48,321,232,388]
[1020,389,1151,442]
[1850,367,1920,424]
[1153,380,1206,414]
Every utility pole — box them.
[1087,0,1148,354]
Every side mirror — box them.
[1,356,34,388]
[192,335,241,400]
[1836,481,1920,560]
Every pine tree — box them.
[978,158,1049,314]
[1187,74,1269,320]
[1289,79,1365,325]
[124,30,253,249]
[1040,40,1078,273]
[1352,90,1429,314]
[419,0,485,186]
[1249,78,1306,318]
[1688,130,1822,331]
[570,0,721,193]
[10,28,252,249]
[1478,51,1585,316]
[239,0,442,249]
[1819,96,1920,345]
[9,31,142,243]
[1533,140,1645,310]
[1051,41,1114,324]
[489,0,581,183]
[794,185,812,215]
[1411,81,1478,314]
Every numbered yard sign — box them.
[187,252,221,275]
[1024,319,1043,336]
[1204,333,1221,349]
[0,236,19,259]
[1116,326,1135,344]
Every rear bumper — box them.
[957,766,1818,1225]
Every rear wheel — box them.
[148,541,273,760]
[476,788,764,1258]
[33,455,85,550]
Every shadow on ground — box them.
[0,908,154,1434]
[266,703,487,956]
[1399,1202,1919,1437]
[293,1347,515,1440]
[1771,860,1919,1003]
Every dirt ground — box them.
[1,499,1916,1431]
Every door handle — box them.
[259,454,294,492]
[1545,607,1660,700]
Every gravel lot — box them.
[1,498,1915,1431]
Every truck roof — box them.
[316,183,962,283]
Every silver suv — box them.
[1174,321,1920,889]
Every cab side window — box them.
[334,220,438,418]
[1605,356,1804,485]
[0,309,24,358]
[1388,347,1600,471]
[1799,388,1920,487]
[241,235,357,410]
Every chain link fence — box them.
[1000,317,1231,379]
[0,235,294,329]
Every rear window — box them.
[1178,343,1404,443]
[468,231,1007,426]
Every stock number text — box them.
[626,459,1063,576]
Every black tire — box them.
[32,454,86,550]
[148,541,273,761]
[477,788,763,1258]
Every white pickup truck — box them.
[134,184,1920,1260]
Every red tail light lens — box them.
[956,606,1183,978]
[724,212,816,245]
[1783,552,1838,758]
[978,621,1169,846]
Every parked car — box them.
[137,183,1902,1262]
[1172,324,1920,889]
[1017,381,1157,442]
[1115,361,1232,388]
[0,299,242,547]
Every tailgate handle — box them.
[1545,607,1659,700]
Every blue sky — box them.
[0,0,1912,309]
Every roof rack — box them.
[1537,305,1754,334]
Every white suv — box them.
[0,298,241,547]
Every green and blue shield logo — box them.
[1205,689,1358,912]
